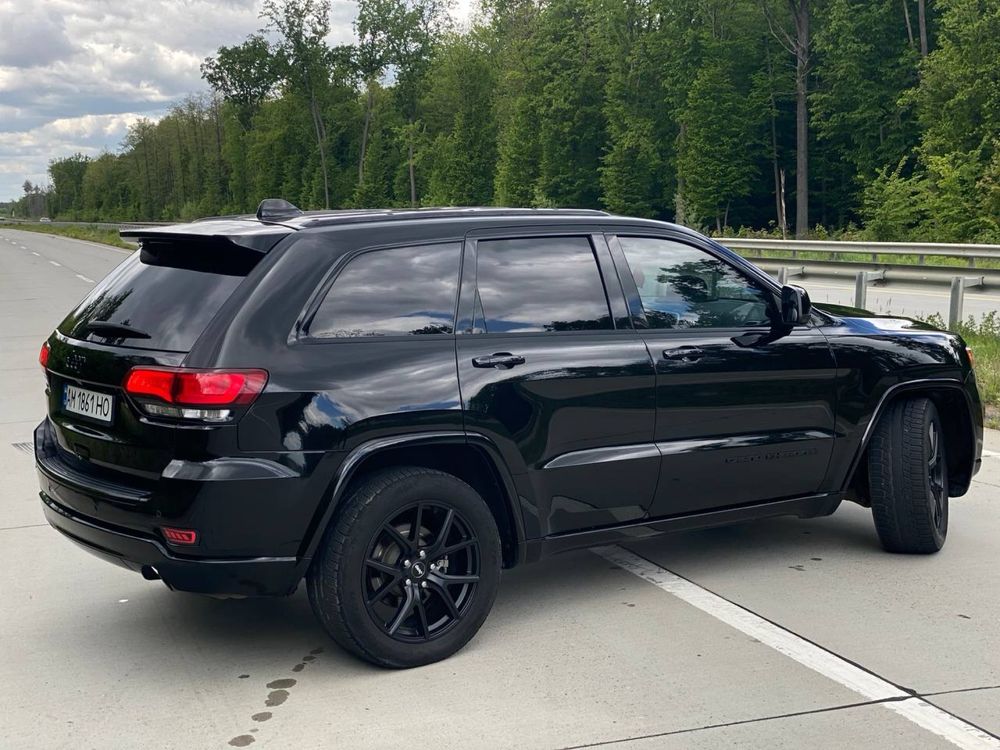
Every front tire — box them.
[307,467,501,668]
[868,397,949,553]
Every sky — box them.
[0,0,476,203]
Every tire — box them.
[307,466,502,668]
[868,397,949,554]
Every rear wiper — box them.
[81,321,151,339]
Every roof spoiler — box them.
[120,219,293,254]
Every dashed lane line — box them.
[48,261,61,267]
[75,274,94,283]
[596,545,1000,750]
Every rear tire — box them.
[868,397,949,553]
[307,466,501,668]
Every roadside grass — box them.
[925,312,1000,428]
[0,222,133,250]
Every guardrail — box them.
[719,237,1000,266]
[719,238,1000,329]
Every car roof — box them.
[121,206,708,253]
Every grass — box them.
[0,221,133,250]
[924,312,1000,428]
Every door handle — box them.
[472,352,525,369]
[663,346,704,362]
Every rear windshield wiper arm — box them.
[81,321,152,339]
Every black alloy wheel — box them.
[307,466,501,668]
[925,418,947,534]
[363,502,481,642]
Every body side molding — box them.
[541,429,834,470]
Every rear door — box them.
[456,228,658,537]
[607,232,838,517]
[44,237,269,483]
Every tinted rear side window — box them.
[59,245,249,353]
[307,243,461,338]
[475,236,612,333]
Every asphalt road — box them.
[2,228,999,750]
[799,280,1000,323]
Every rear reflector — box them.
[162,527,198,545]
[124,367,268,406]
[39,341,50,370]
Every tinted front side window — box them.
[618,237,775,329]
[308,243,460,338]
[476,237,612,333]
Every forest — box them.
[11,0,1000,242]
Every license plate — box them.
[62,384,114,423]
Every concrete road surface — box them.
[2,228,998,749]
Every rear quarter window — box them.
[306,242,461,338]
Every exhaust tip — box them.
[140,565,161,581]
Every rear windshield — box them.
[58,243,252,352]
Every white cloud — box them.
[0,0,272,200]
[0,0,475,203]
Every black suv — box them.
[36,204,984,667]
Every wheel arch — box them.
[843,380,978,501]
[301,432,526,570]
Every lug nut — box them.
[403,559,410,567]
[418,550,426,559]
[420,581,428,588]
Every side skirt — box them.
[522,492,843,563]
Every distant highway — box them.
[797,280,1000,322]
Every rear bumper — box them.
[39,492,301,596]
[34,417,323,597]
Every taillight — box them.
[123,367,267,422]
[39,341,50,370]
[966,347,976,369]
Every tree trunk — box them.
[902,0,914,47]
[358,82,375,184]
[408,134,417,208]
[766,43,786,239]
[792,0,810,239]
[779,168,788,240]
[309,95,331,209]
[173,120,186,208]
[675,122,687,226]
[917,0,928,57]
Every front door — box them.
[456,230,658,537]
[608,233,838,518]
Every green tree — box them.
[677,63,758,231]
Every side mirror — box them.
[780,285,811,326]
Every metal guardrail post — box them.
[854,270,886,308]
[777,266,805,285]
[948,276,985,330]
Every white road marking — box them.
[49,260,61,267]
[596,545,1000,750]
[75,274,94,283]
[982,449,999,459]
[31,251,39,256]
